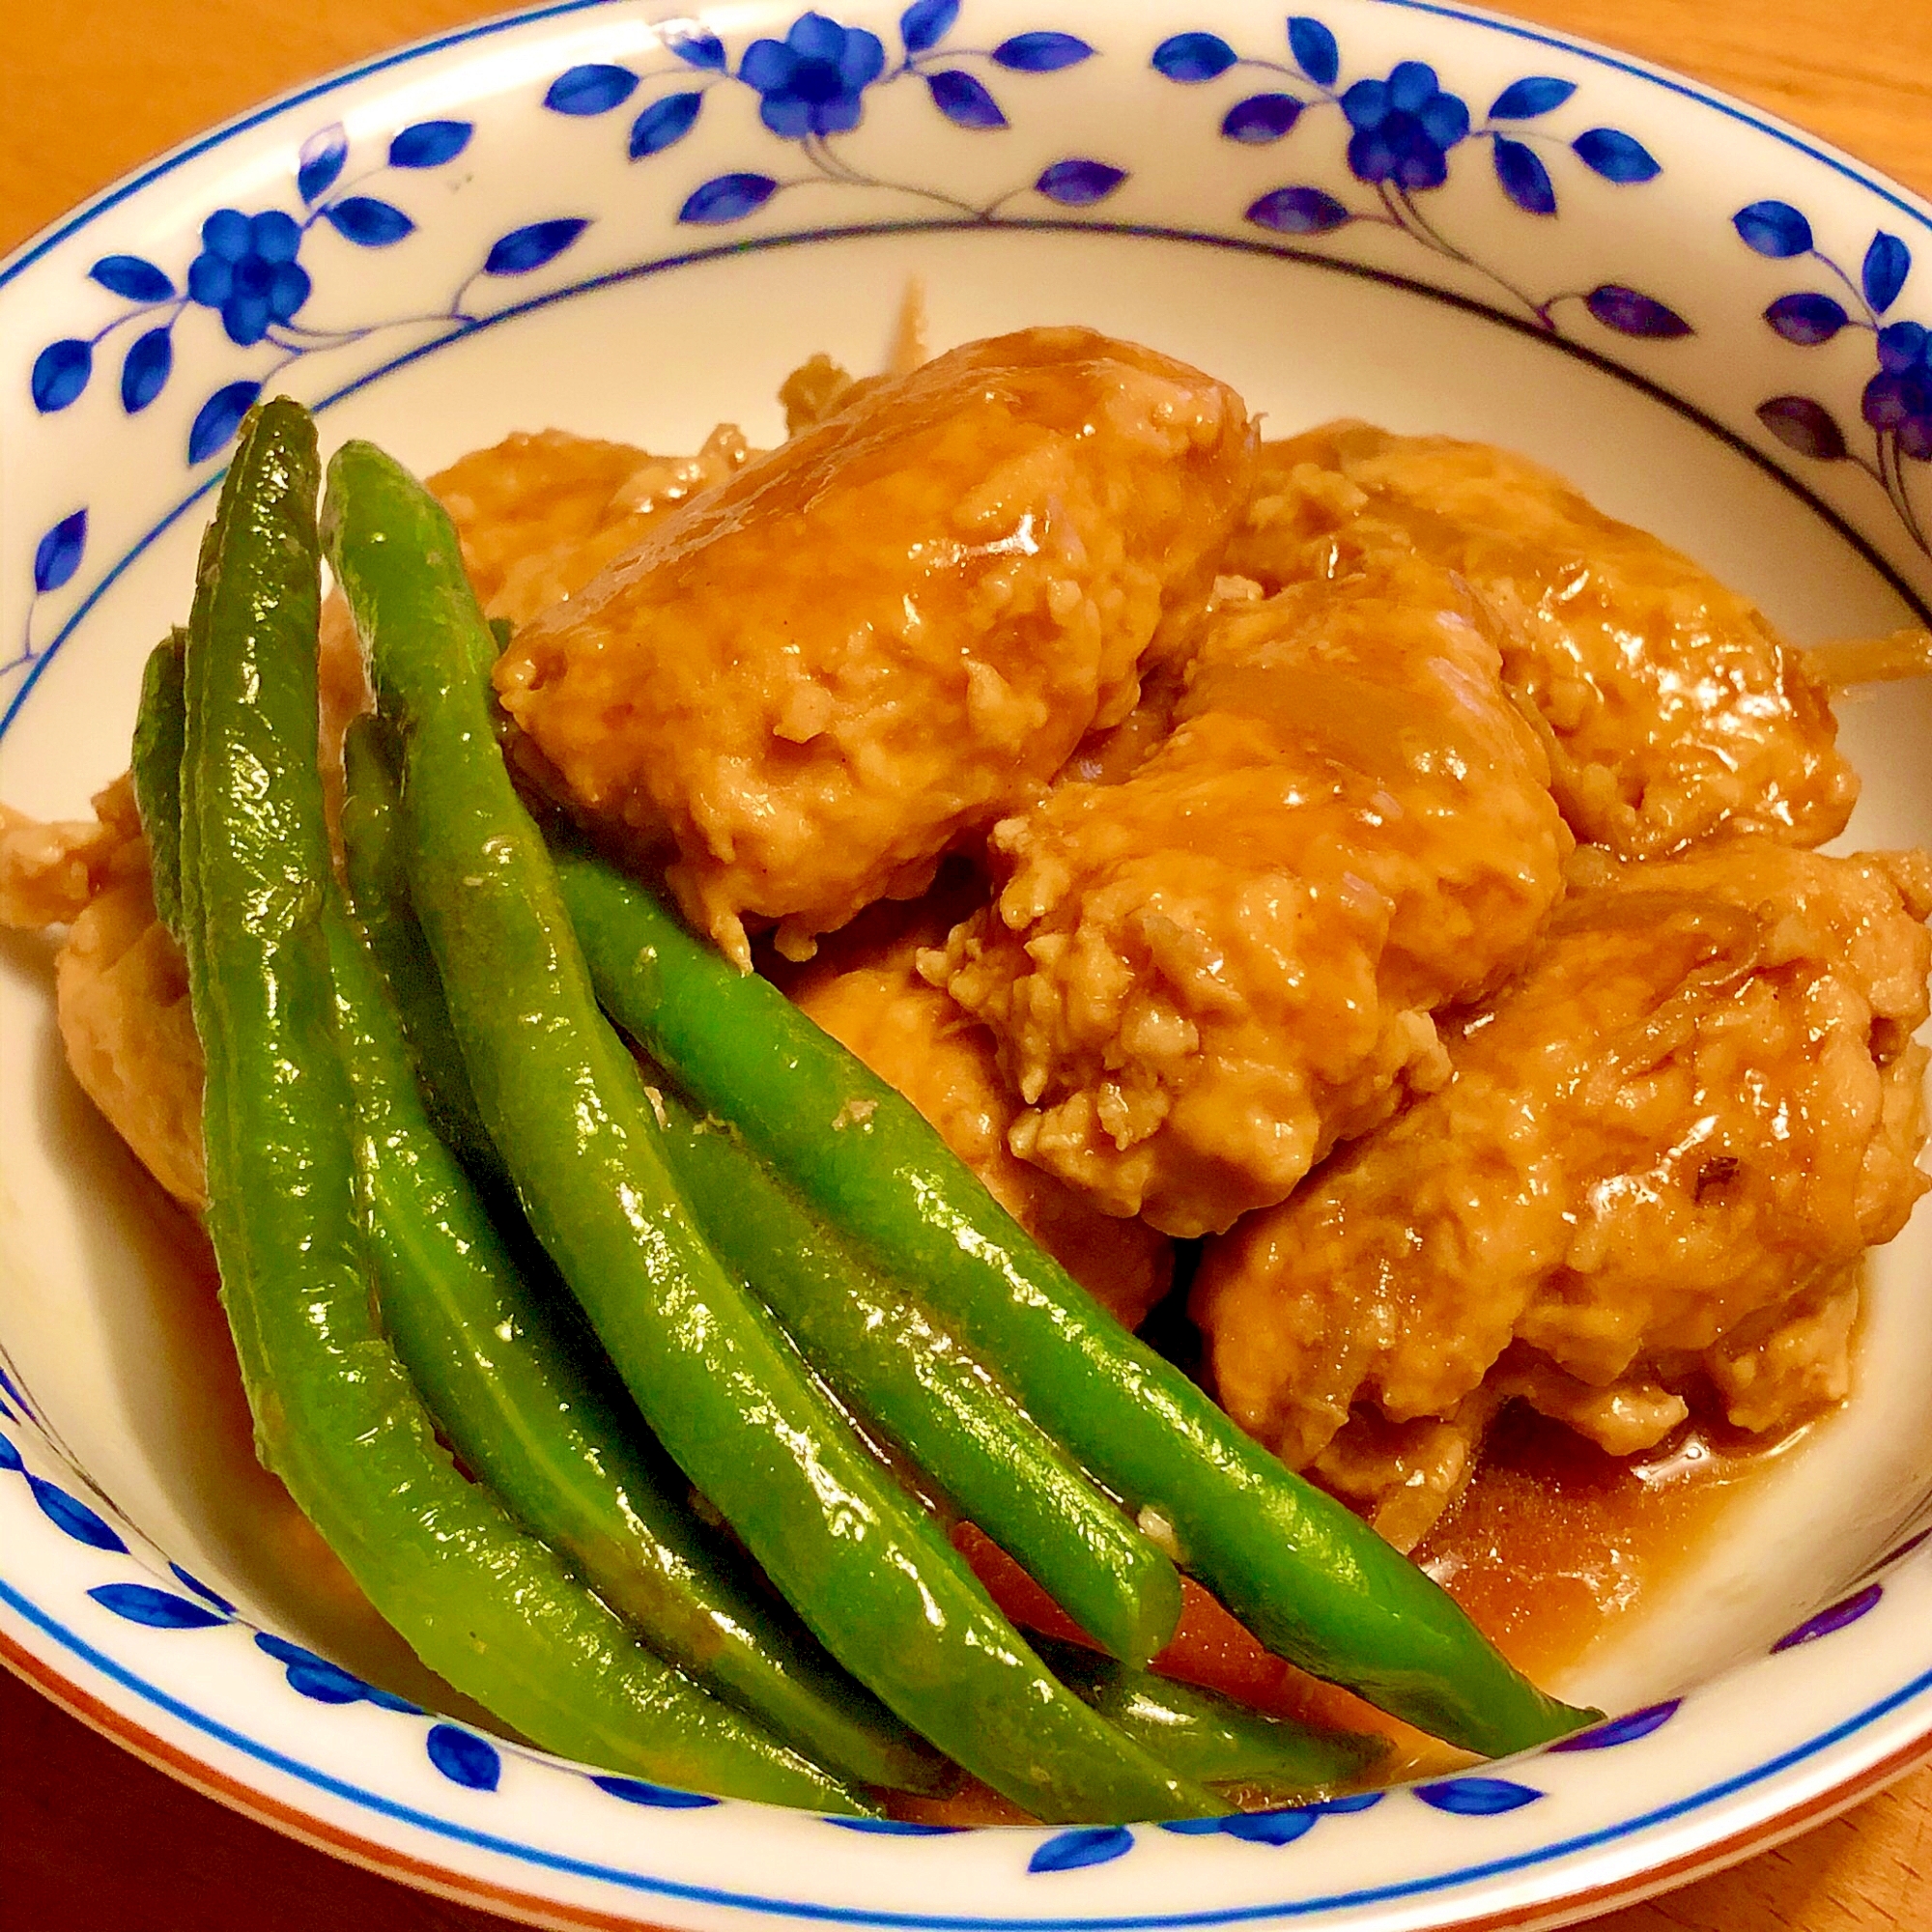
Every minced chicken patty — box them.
[494,327,1256,968]
[1228,420,1859,859]
[1194,838,1932,1537]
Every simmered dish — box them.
[3,325,1926,1821]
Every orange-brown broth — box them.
[1416,1402,1793,1685]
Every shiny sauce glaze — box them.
[895,1398,1801,1820]
[1414,1401,1794,1687]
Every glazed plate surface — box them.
[7,2,1932,1925]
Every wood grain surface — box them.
[6,3,1932,1927]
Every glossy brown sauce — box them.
[1416,1401,1797,1686]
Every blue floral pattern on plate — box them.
[1737,199,1932,556]
[540,4,1120,226]
[1149,14,1683,340]
[10,2,1932,1904]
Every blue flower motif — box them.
[1340,61,1469,190]
[1865,322,1932,460]
[740,14,887,139]
[185,210,311,347]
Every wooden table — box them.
[6,3,1932,1926]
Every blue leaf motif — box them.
[1488,76,1576,119]
[1549,1699,1681,1751]
[661,20,728,71]
[481,218,590,274]
[88,1583,225,1630]
[591,1775,723,1808]
[991,32,1092,72]
[32,510,88,595]
[1572,128,1661,183]
[298,125,349,204]
[1765,292,1848,344]
[258,1634,427,1713]
[286,1662,367,1703]
[1758,394,1849,461]
[388,119,473,168]
[898,0,959,56]
[1735,200,1813,258]
[31,338,93,413]
[1492,138,1556,214]
[679,174,780,224]
[829,1818,963,1834]
[90,254,175,301]
[1415,1776,1544,1815]
[924,71,1007,128]
[1585,285,1691,337]
[1034,159,1126,206]
[1220,1807,1319,1844]
[1864,232,1911,314]
[1246,185,1351,234]
[29,1473,126,1549]
[1774,1580,1883,1651]
[1028,1826,1134,1873]
[187,381,262,464]
[120,327,173,413]
[1223,93,1303,142]
[427,1724,501,1791]
[169,1562,237,1614]
[1152,32,1239,82]
[0,1429,20,1470]
[544,64,641,116]
[1286,16,1340,88]
[631,92,704,157]
[323,197,414,247]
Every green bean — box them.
[328,780,938,1794]
[622,1039,1182,1668]
[323,437,1223,1824]
[130,628,186,937]
[339,715,506,1189]
[546,849,1598,1758]
[1037,1641,1384,1801]
[343,775,1173,1674]
[178,399,863,1810]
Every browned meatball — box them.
[1194,840,1932,1512]
[934,553,1570,1236]
[1228,421,1858,858]
[784,895,1173,1332]
[494,328,1256,967]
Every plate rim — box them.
[9,1,1932,1926]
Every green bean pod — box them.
[1037,1641,1384,1801]
[130,628,187,937]
[328,771,938,1794]
[178,398,863,1810]
[322,436,1222,1825]
[339,715,506,1189]
[627,1061,1182,1668]
[546,848,1598,1758]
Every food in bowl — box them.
[2,324,1926,1827]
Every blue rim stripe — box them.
[4,1566,1931,1926]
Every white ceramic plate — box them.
[8,2,1932,1925]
